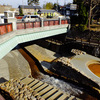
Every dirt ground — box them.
[90,23,100,31]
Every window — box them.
[31,16,38,18]
[27,16,30,18]
[1,16,4,19]
[66,10,70,16]
[8,13,13,17]
[5,13,7,17]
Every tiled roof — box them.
[19,5,41,9]
[37,9,55,13]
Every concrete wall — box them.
[0,24,69,59]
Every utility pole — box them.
[64,0,66,6]
[57,0,58,11]
[57,0,58,4]
[22,0,24,5]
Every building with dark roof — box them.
[19,5,41,15]
[38,9,55,13]
[37,9,56,18]
[59,4,78,16]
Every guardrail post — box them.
[6,24,8,33]
[40,18,43,27]
[59,17,61,25]
[24,22,26,29]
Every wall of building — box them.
[0,5,19,16]
[22,8,39,15]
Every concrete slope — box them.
[0,50,30,83]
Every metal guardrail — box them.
[0,23,12,35]
[0,19,68,35]
[17,19,68,30]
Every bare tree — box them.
[86,0,100,29]
[74,0,100,29]
[28,0,39,5]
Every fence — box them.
[17,19,68,30]
[16,16,23,19]
[0,23,12,35]
[43,20,59,26]
[17,21,41,30]
[0,19,68,35]
[61,20,68,24]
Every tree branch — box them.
[91,4,98,11]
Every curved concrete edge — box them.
[70,54,100,86]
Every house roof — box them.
[37,9,55,13]
[19,5,41,9]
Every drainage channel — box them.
[18,48,43,79]
[18,46,99,100]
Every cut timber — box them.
[47,90,63,100]
[42,88,58,99]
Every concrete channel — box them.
[19,42,100,99]
[0,39,100,99]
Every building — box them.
[18,5,41,15]
[59,4,78,16]
[37,9,55,17]
[0,5,19,16]
[0,5,12,13]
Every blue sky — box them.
[0,0,73,8]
